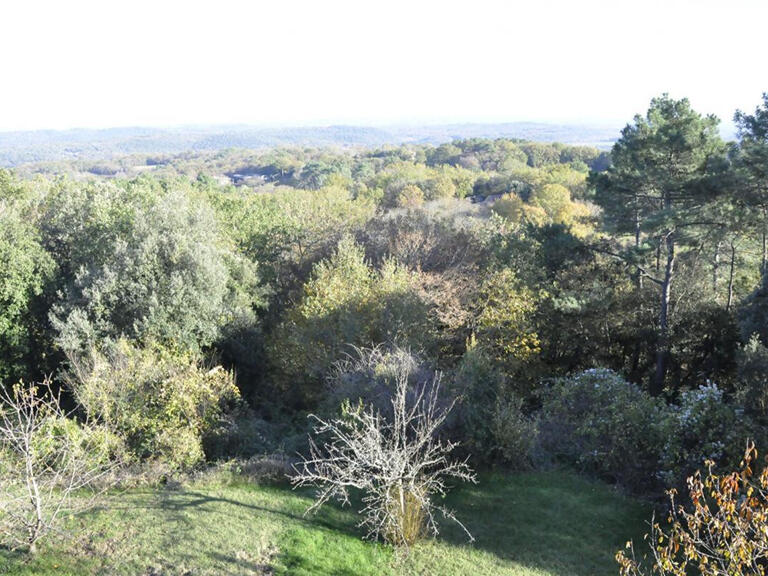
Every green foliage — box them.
[67,340,240,470]
[738,286,768,345]
[592,94,728,393]
[2,117,768,510]
[270,236,431,405]
[735,334,768,418]
[537,369,669,492]
[45,180,261,355]
[0,197,53,382]
[210,184,373,299]
[618,443,768,576]
[657,383,743,490]
[474,268,540,384]
[452,339,534,468]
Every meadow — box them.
[0,471,649,576]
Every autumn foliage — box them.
[617,441,768,576]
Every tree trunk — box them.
[635,201,643,289]
[762,212,768,290]
[726,241,736,313]
[713,240,721,296]
[652,231,675,395]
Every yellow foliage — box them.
[476,269,540,369]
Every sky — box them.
[0,0,766,132]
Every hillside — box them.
[0,122,621,167]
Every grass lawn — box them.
[0,470,651,576]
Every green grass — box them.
[0,471,651,576]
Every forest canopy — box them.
[3,95,768,568]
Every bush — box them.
[451,340,535,468]
[618,442,768,576]
[738,286,768,346]
[473,268,541,391]
[537,368,668,493]
[324,345,431,416]
[270,236,432,406]
[201,410,278,461]
[657,382,744,490]
[0,202,53,382]
[67,339,240,470]
[45,181,262,356]
[735,333,768,419]
[292,350,476,548]
[489,395,537,468]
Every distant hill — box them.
[0,122,622,167]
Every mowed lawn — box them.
[0,471,651,576]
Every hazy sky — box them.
[1,0,765,132]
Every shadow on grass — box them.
[86,485,373,574]
[433,470,651,576]
[74,472,648,576]
[103,487,353,535]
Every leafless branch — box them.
[0,380,119,554]
[292,349,476,548]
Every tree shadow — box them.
[83,484,370,574]
[431,470,651,576]
[70,472,648,576]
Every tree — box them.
[292,347,476,547]
[593,95,726,394]
[44,181,261,355]
[0,381,116,554]
[734,93,768,286]
[211,184,373,307]
[0,202,52,382]
[529,183,592,236]
[269,236,431,405]
[65,339,240,470]
[474,268,540,384]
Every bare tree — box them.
[0,381,116,554]
[292,351,476,548]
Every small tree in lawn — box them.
[291,352,476,548]
[0,380,116,554]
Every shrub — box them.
[270,236,432,406]
[201,409,278,461]
[292,355,476,548]
[474,268,540,388]
[67,339,240,470]
[489,395,537,468]
[452,339,535,468]
[657,382,744,490]
[45,182,262,355]
[0,202,53,382]
[324,345,431,416]
[738,286,768,346]
[537,368,668,492]
[617,441,768,576]
[735,333,768,419]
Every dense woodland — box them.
[3,93,768,571]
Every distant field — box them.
[0,471,650,576]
